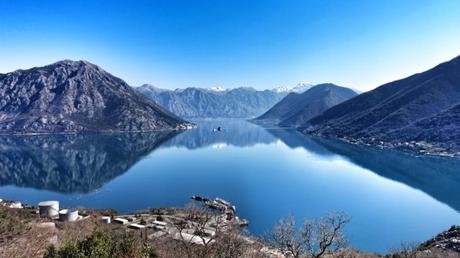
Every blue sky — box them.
[1,0,460,91]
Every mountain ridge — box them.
[305,55,460,156]
[254,83,358,126]
[0,60,193,133]
[136,84,299,118]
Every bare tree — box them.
[268,212,351,258]
[168,203,257,258]
[170,204,224,258]
[389,241,419,258]
[268,215,304,258]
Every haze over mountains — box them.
[254,83,358,126]
[305,55,460,154]
[136,83,314,118]
[0,60,192,133]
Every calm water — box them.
[0,119,459,253]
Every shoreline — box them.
[1,198,459,257]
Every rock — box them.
[420,225,460,253]
[35,222,56,229]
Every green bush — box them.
[44,231,157,258]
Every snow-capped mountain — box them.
[208,86,228,92]
[272,82,314,93]
[137,85,288,118]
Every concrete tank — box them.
[38,201,59,217]
[100,216,111,224]
[59,209,79,222]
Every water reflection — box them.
[0,121,459,213]
[163,119,277,149]
[265,127,460,212]
[0,132,177,193]
[0,120,459,252]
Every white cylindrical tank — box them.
[59,209,79,222]
[100,216,111,224]
[38,201,59,217]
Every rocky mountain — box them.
[254,84,357,126]
[0,60,192,133]
[136,84,299,118]
[305,55,460,155]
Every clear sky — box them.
[1,0,460,91]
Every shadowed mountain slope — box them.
[254,83,357,126]
[305,56,460,154]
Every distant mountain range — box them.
[0,60,192,133]
[253,83,358,126]
[136,83,313,118]
[305,55,460,155]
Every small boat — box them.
[213,126,223,132]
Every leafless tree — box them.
[389,241,419,258]
[169,203,258,258]
[268,212,351,258]
[171,204,224,257]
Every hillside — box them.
[254,83,357,126]
[0,60,192,133]
[305,56,460,155]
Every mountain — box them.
[305,55,460,155]
[136,85,290,118]
[272,82,314,93]
[254,83,358,126]
[0,60,192,133]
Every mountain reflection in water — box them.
[266,128,460,213]
[0,120,459,253]
[0,132,177,193]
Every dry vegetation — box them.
[0,204,459,258]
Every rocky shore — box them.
[307,132,460,158]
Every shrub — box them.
[43,231,157,258]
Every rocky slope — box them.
[254,83,357,126]
[0,60,192,133]
[137,85,298,118]
[305,55,460,155]
[420,225,460,253]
